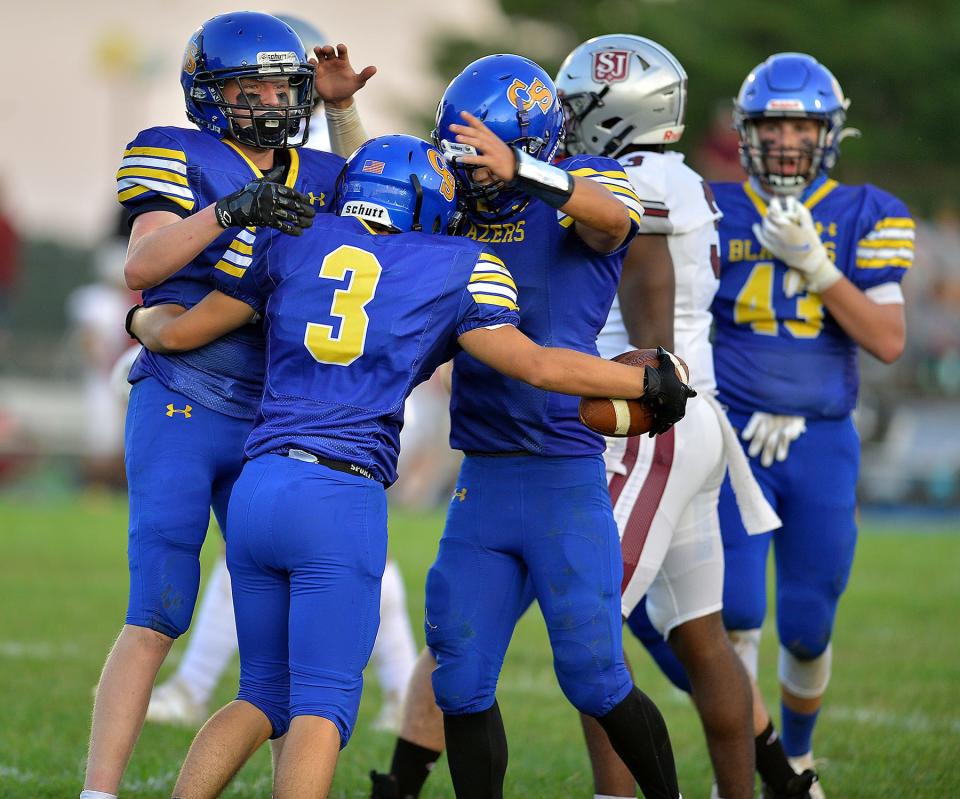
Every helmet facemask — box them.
[559,86,611,157]
[434,122,559,224]
[740,116,828,195]
[195,67,315,149]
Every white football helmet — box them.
[555,34,687,157]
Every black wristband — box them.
[125,305,144,344]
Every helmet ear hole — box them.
[599,116,622,131]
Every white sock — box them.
[174,555,238,703]
[80,791,118,799]
[594,794,635,799]
[369,560,417,696]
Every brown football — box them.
[578,349,690,437]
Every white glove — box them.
[741,411,807,468]
[752,196,842,298]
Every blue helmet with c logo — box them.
[433,54,565,222]
[181,12,315,149]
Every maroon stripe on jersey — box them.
[620,427,675,594]
[608,434,641,506]
[640,207,670,218]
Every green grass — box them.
[1,496,958,797]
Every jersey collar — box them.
[742,173,838,216]
[220,138,301,189]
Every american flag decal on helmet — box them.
[362,160,386,174]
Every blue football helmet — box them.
[433,54,565,222]
[735,52,854,194]
[181,12,315,149]
[335,135,458,235]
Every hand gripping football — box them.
[578,348,690,437]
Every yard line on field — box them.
[0,640,80,658]
[0,764,35,782]
[119,769,180,792]
[826,705,960,734]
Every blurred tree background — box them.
[429,0,960,216]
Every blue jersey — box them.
[215,214,520,484]
[116,126,343,418]
[450,155,643,456]
[711,177,913,418]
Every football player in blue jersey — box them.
[123,133,686,799]
[370,55,688,799]
[81,12,375,799]
[706,53,912,799]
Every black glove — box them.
[214,166,316,235]
[640,346,697,436]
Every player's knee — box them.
[779,643,832,698]
[552,638,628,717]
[290,682,362,747]
[428,644,496,714]
[722,597,765,633]
[237,684,290,739]
[727,628,762,680]
[778,592,836,659]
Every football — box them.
[578,349,690,437]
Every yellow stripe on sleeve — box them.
[472,294,519,311]
[117,185,150,204]
[116,167,191,188]
[162,194,196,212]
[559,215,575,228]
[470,273,517,291]
[230,240,254,256]
[857,238,914,250]
[603,183,643,203]
[856,257,913,269]
[568,167,632,180]
[875,217,915,230]
[627,208,643,226]
[123,146,187,162]
[478,252,507,267]
[214,259,247,278]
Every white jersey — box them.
[596,151,721,394]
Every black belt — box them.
[463,450,530,458]
[286,449,381,483]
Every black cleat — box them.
[761,768,819,799]
[370,770,401,799]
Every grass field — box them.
[2,494,958,798]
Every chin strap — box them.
[509,146,574,210]
[410,173,424,232]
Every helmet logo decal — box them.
[506,78,554,115]
[766,99,806,111]
[362,160,386,174]
[183,42,199,75]
[427,149,456,201]
[256,51,300,74]
[592,50,631,84]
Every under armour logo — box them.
[307,191,325,206]
[452,487,467,502]
[166,404,192,418]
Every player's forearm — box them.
[527,347,645,398]
[820,277,905,363]
[130,305,188,353]
[566,177,631,252]
[325,101,369,157]
[124,206,224,290]
[131,293,257,353]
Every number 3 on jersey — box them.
[304,245,383,365]
[733,261,823,339]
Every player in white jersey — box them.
[557,35,780,799]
